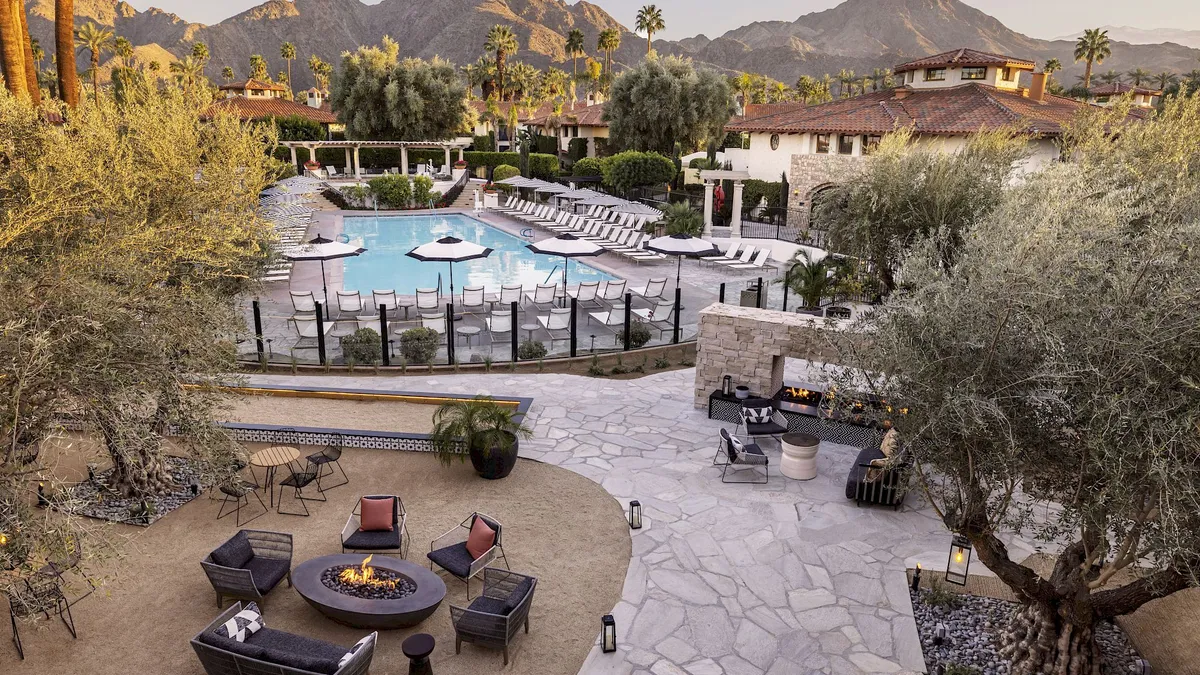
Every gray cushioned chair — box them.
[449,568,536,666]
[737,397,789,444]
[340,495,408,558]
[714,428,769,483]
[845,446,911,509]
[428,512,508,599]
[200,530,293,609]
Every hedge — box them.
[742,179,782,210]
[465,152,558,179]
[534,133,559,155]
[572,157,602,177]
[567,138,589,162]
[276,147,557,179]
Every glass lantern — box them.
[945,534,972,586]
[628,500,642,530]
[601,614,617,653]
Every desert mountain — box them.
[21,0,1200,91]
[1053,26,1200,51]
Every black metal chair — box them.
[428,513,509,599]
[713,428,769,483]
[737,397,789,445]
[8,571,77,660]
[42,538,97,607]
[449,568,537,666]
[217,480,267,527]
[307,434,348,492]
[276,461,326,516]
[341,495,408,557]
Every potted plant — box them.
[783,249,845,316]
[454,159,468,170]
[303,159,321,173]
[429,396,533,479]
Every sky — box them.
[128,0,1200,41]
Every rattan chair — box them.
[306,433,349,492]
[200,530,293,609]
[449,568,536,665]
[428,513,508,599]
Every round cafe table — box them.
[780,432,820,480]
[250,445,301,508]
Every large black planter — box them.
[468,433,519,479]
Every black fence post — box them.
[755,277,763,309]
[314,302,326,366]
[252,300,265,364]
[379,305,390,366]
[445,303,455,365]
[718,283,726,304]
[781,276,790,313]
[672,287,681,344]
[510,300,519,362]
[623,292,632,352]
[569,297,578,358]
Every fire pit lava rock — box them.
[293,554,446,629]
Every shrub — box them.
[743,179,782,210]
[412,174,435,206]
[922,577,963,609]
[567,138,589,162]
[602,151,677,194]
[472,134,495,152]
[594,137,611,158]
[517,339,547,360]
[654,356,670,369]
[369,174,412,208]
[341,327,382,365]
[572,157,603,177]
[617,322,653,349]
[399,326,440,364]
[493,164,521,183]
[534,133,558,155]
[272,114,325,141]
[460,152,557,179]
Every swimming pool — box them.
[339,214,617,294]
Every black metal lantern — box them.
[1132,659,1151,675]
[910,563,922,591]
[628,500,642,530]
[601,614,617,653]
[36,482,48,508]
[932,622,949,646]
[722,375,733,396]
[945,534,972,586]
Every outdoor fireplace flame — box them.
[338,555,398,589]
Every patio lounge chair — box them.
[289,290,317,315]
[598,279,628,306]
[631,278,669,303]
[486,284,524,312]
[289,317,335,351]
[192,602,376,675]
[428,513,509,599]
[461,286,487,314]
[846,445,911,509]
[336,290,364,318]
[586,307,625,343]
[419,312,448,337]
[449,568,537,666]
[713,428,769,483]
[371,289,411,321]
[486,310,513,342]
[632,302,675,340]
[200,530,293,609]
[728,248,774,271]
[713,245,756,267]
[566,281,601,308]
[416,288,441,315]
[536,307,573,345]
[525,284,558,311]
[703,241,742,266]
[341,495,409,558]
[737,397,789,444]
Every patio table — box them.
[250,445,300,508]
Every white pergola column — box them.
[444,147,452,170]
[306,146,316,164]
[344,148,352,173]
[730,181,744,239]
[353,146,362,179]
[703,181,715,236]
[289,146,298,168]
[400,147,409,175]
[457,147,464,161]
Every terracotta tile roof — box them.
[203,95,339,124]
[724,84,1139,137]
[1088,82,1162,96]
[219,78,288,92]
[468,100,565,123]
[893,48,1035,74]
[525,102,608,127]
[730,102,807,126]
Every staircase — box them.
[448,180,486,210]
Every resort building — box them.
[218,78,289,100]
[203,95,340,137]
[468,100,557,151]
[1087,82,1161,108]
[524,102,610,157]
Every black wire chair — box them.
[306,434,349,492]
[276,461,326,516]
[8,571,77,660]
[217,480,267,527]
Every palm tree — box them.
[170,55,203,93]
[0,0,31,100]
[280,42,296,93]
[1097,69,1122,86]
[817,73,833,103]
[30,37,44,70]
[769,81,788,102]
[859,73,872,95]
[635,5,665,56]
[506,61,540,101]
[1073,27,1111,90]
[870,67,887,92]
[148,60,160,75]
[836,68,855,98]
[1042,57,1062,88]
[114,36,133,70]
[544,67,569,101]
[308,55,331,91]
[75,21,115,103]
[485,24,519,101]
[794,74,814,102]
[1154,71,1177,91]
[1126,67,1150,87]
[565,28,585,81]
[191,41,208,76]
[598,29,620,76]
[248,54,269,81]
[221,66,234,82]
[55,0,78,106]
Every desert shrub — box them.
[399,327,440,364]
[922,577,963,609]
[517,339,547,360]
[601,151,677,194]
[341,328,382,365]
[412,174,435,205]
[573,157,603,177]
[368,174,412,208]
[617,322,653,349]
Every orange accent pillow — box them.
[465,517,495,560]
[359,497,394,532]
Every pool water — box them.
[339,214,617,294]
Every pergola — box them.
[281,140,472,179]
[698,169,751,238]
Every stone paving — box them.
[245,368,1039,675]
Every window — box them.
[962,66,987,80]
[924,68,946,82]
[815,133,830,153]
[769,133,780,151]
[571,126,579,138]
[1001,67,1015,81]
[906,70,915,84]
[1095,96,1110,104]
[837,134,855,155]
[562,127,570,137]
[862,135,882,154]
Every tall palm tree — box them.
[280,42,295,93]
[485,24,519,101]
[544,67,569,101]
[170,55,203,93]
[55,0,77,106]
[75,21,115,103]
[635,5,664,56]
[221,66,234,82]
[114,36,133,70]
[1042,57,1061,88]
[597,28,620,75]
[0,0,31,100]
[248,54,269,81]
[308,54,331,91]
[795,74,815,103]
[769,81,788,102]
[30,37,44,69]
[817,73,833,103]
[565,28,585,81]
[870,67,887,92]
[1127,67,1150,87]
[507,62,540,101]
[836,68,855,98]
[14,0,41,102]
[1073,27,1111,90]
[1154,71,1177,91]
[1097,69,1122,86]
[859,73,872,95]
[191,41,208,76]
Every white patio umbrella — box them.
[496,175,533,186]
[533,183,570,194]
[405,236,493,303]
[525,234,604,300]
[557,188,600,200]
[283,234,368,319]
[576,194,630,207]
[644,233,721,289]
[609,202,664,219]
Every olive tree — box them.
[830,97,1200,675]
[604,55,735,155]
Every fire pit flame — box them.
[338,555,398,590]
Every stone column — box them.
[289,146,297,169]
[444,147,452,170]
[353,146,362,179]
[344,148,352,173]
[703,181,715,236]
[307,146,316,164]
[401,147,409,175]
[730,181,744,238]
[458,147,464,161]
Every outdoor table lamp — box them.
[629,500,642,530]
[601,614,617,653]
[945,534,972,586]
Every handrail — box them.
[543,264,560,285]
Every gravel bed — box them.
[321,565,417,600]
[911,586,1140,675]
[62,457,205,526]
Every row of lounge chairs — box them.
[495,198,667,264]
[700,240,773,271]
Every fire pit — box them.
[293,554,446,629]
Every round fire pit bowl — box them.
[292,554,447,629]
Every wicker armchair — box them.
[449,568,536,666]
[341,495,408,558]
[200,530,293,609]
[192,602,375,675]
[428,513,508,599]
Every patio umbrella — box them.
[609,202,664,219]
[405,236,493,303]
[557,188,600,200]
[533,183,570,194]
[644,233,721,289]
[576,194,630,207]
[525,234,604,301]
[496,175,532,186]
[284,234,367,319]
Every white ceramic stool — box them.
[781,432,820,480]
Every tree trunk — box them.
[0,0,29,99]
[1083,60,1094,90]
[16,0,39,103]
[55,0,77,107]
[90,53,99,103]
[99,420,175,498]
[1001,601,1101,675]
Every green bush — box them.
[273,114,326,141]
[572,157,603,177]
[567,138,589,162]
[601,151,677,194]
[463,152,557,179]
[472,134,495,152]
[341,327,382,365]
[594,137,611,158]
[517,339,547,360]
[368,174,412,208]
[743,179,782,209]
[617,322,653,349]
[412,174,435,206]
[534,133,559,155]
[493,165,520,183]
[399,327,440,364]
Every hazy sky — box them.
[129,0,1200,41]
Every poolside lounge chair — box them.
[336,290,364,319]
[486,311,513,342]
[704,242,742,267]
[713,246,756,267]
[461,286,487,314]
[596,229,632,250]
[428,513,509,600]
[631,278,669,303]
[633,302,675,340]
[419,312,448,337]
[416,288,441,315]
[525,284,558,311]
[289,317,334,351]
[535,307,573,344]
[566,281,601,308]
[598,279,628,306]
[290,291,317,315]
[370,289,412,321]
[487,285,523,312]
[728,248,773,271]
[586,307,626,344]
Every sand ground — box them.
[220,394,439,435]
[5,440,630,675]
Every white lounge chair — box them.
[290,291,317,315]
[535,307,573,344]
[713,245,756,267]
[633,301,676,340]
[728,248,773,270]
[704,241,742,266]
[598,279,627,306]
[461,286,487,314]
[336,290,363,317]
[525,283,558,311]
[419,312,447,336]
[566,281,601,308]
[487,284,524,312]
[631,278,669,303]
[289,316,334,351]
[486,310,513,342]
[416,288,441,315]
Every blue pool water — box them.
[339,214,617,294]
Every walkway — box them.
[245,368,1024,675]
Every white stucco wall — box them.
[902,64,1024,90]
[726,133,811,181]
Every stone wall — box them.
[786,153,862,228]
[694,303,850,408]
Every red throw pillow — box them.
[465,516,495,560]
[359,497,394,532]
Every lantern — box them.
[37,482,48,508]
[932,622,949,646]
[1132,659,1151,675]
[628,500,642,530]
[601,614,617,653]
[0,532,8,546]
[945,535,972,586]
[910,563,921,591]
[722,375,733,396]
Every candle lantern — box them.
[0,532,8,546]
[722,375,733,396]
[601,614,617,653]
[932,622,949,646]
[37,482,48,508]
[910,563,922,591]
[945,534,972,586]
[628,500,642,530]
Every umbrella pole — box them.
[321,259,330,320]
[562,257,569,307]
[676,256,682,290]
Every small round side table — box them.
[781,432,820,480]
[403,633,435,675]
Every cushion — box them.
[339,633,375,669]
[745,421,787,436]
[197,628,269,661]
[466,595,508,615]
[245,557,290,594]
[210,531,254,569]
[727,434,743,462]
[250,628,344,675]
[215,602,263,642]
[427,542,474,578]
[503,577,534,615]
[880,428,899,457]
[466,517,496,560]
[343,528,401,551]
[743,406,774,424]
[845,446,886,500]
[359,497,395,532]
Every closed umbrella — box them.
[284,234,367,319]
[609,202,664,218]
[644,233,720,289]
[525,234,604,301]
[405,236,493,304]
[576,194,630,207]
